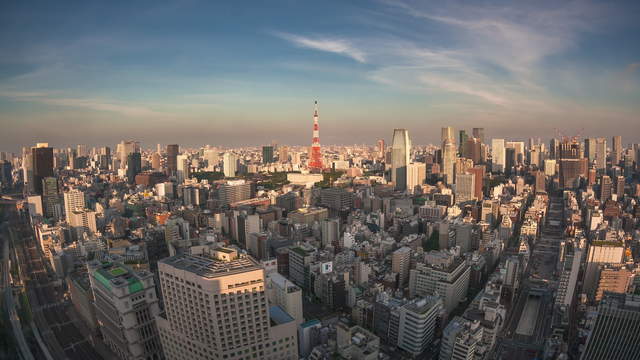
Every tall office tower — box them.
[505,148,516,174]
[559,139,587,189]
[612,135,622,166]
[506,141,525,164]
[464,137,482,164]
[441,126,455,144]
[64,189,85,219]
[467,166,484,201]
[218,180,253,206]
[535,170,546,193]
[321,218,339,248]
[377,139,385,159]
[41,177,61,219]
[391,129,411,191]
[549,138,560,159]
[396,297,444,357]
[585,138,597,164]
[166,144,179,176]
[472,128,485,144]
[615,175,625,197]
[157,143,162,154]
[157,249,298,360]
[0,160,12,187]
[407,162,426,194]
[98,146,111,169]
[581,293,640,360]
[278,145,289,163]
[544,159,557,176]
[440,316,483,360]
[262,145,274,164]
[76,144,88,157]
[583,240,624,300]
[68,209,97,240]
[308,100,323,171]
[490,139,505,173]
[223,152,238,177]
[22,152,35,193]
[458,130,468,155]
[266,272,304,326]
[600,175,612,202]
[151,152,161,170]
[176,154,189,184]
[118,140,140,168]
[441,139,456,184]
[455,173,475,203]
[392,247,412,288]
[88,260,163,360]
[595,138,606,171]
[32,143,54,195]
[204,148,219,169]
[126,152,142,184]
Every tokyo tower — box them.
[309,100,323,171]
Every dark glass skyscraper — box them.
[262,145,274,164]
[32,145,54,194]
[166,144,179,176]
[127,152,142,184]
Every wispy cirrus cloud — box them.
[273,32,366,63]
[0,90,166,118]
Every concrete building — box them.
[288,207,328,226]
[88,260,163,360]
[583,241,625,300]
[440,316,483,360]
[223,152,238,178]
[218,180,252,206]
[157,248,298,360]
[392,247,412,288]
[288,245,315,290]
[455,173,475,203]
[582,293,640,360]
[407,162,426,193]
[266,272,304,326]
[409,253,470,313]
[336,320,380,360]
[396,296,444,356]
[321,218,339,248]
[64,189,86,218]
[491,139,505,173]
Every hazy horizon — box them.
[2,0,640,152]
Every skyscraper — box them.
[612,135,622,166]
[407,162,426,194]
[223,152,238,178]
[32,143,54,195]
[458,130,468,156]
[166,144,179,176]
[377,139,385,159]
[279,145,289,163]
[585,138,597,165]
[176,154,190,183]
[126,152,142,184]
[595,138,606,171]
[581,293,640,360]
[262,145,274,164]
[600,175,612,202]
[490,139,505,173]
[442,139,456,184]
[156,249,298,360]
[64,189,85,219]
[441,126,454,144]
[309,101,323,171]
[391,129,411,191]
[472,128,485,144]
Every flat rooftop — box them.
[160,253,261,278]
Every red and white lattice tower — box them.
[309,100,323,171]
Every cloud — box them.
[274,32,366,63]
[0,90,165,118]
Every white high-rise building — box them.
[204,149,219,170]
[391,129,411,191]
[68,209,97,240]
[88,260,163,360]
[176,154,189,184]
[442,139,456,184]
[64,189,85,219]
[321,218,339,248]
[396,296,444,356]
[157,248,298,360]
[223,152,238,178]
[407,162,426,194]
[266,272,304,326]
[491,139,506,173]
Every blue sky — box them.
[1,0,639,151]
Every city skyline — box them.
[1,0,640,151]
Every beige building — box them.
[157,248,298,360]
[595,264,632,302]
[288,207,328,226]
[392,246,412,288]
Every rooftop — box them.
[160,253,261,278]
